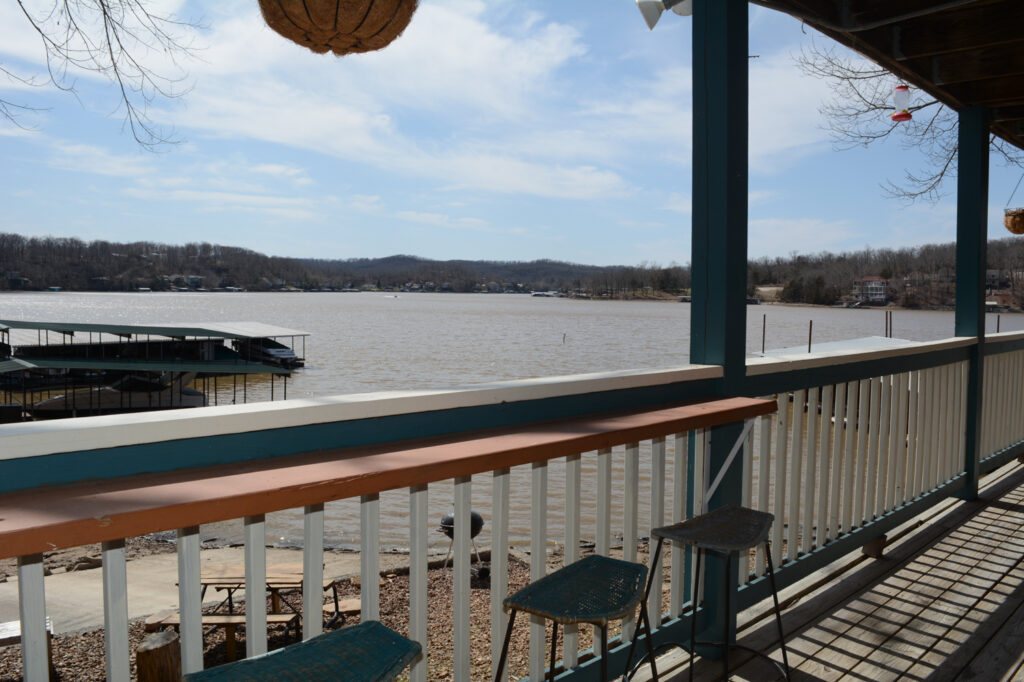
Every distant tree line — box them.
[751,238,1024,308]
[0,234,689,297]
[6,232,1024,307]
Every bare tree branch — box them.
[2,0,196,149]
[796,40,1024,202]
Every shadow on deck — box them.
[642,461,1024,682]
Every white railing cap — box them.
[0,364,722,461]
[746,336,974,376]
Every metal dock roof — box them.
[0,320,309,339]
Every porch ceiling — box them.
[752,0,1024,152]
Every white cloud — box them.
[123,187,317,220]
[48,142,155,177]
[749,217,856,257]
[394,209,522,234]
[349,194,384,213]
[748,50,836,172]
[664,192,691,213]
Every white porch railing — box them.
[981,343,1024,460]
[6,334,1024,680]
[3,364,768,681]
[741,338,973,584]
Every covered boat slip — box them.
[0,319,307,420]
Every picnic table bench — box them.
[146,611,299,662]
[199,563,349,622]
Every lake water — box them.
[2,291,1019,550]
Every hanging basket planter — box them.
[259,0,418,56]
[1005,209,1024,235]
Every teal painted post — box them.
[955,105,989,501]
[689,0,748,654]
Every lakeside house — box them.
[3,2,1024,681]
[850,275,891,304]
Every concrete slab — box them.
[0,548,409,635]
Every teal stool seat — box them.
[494,554,659,681]
[183,620,421,681]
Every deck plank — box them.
[843,491,1024,680]
[719,465,1024,682]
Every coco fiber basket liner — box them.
[259,0,418,56]
[1005,208,1024,235]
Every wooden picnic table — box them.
[199,563,345,623]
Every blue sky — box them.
[1,1,1020,266]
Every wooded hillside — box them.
[4,232,1024,307]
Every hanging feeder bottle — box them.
[891,85,912,123]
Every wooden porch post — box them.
[689,0,748,652]
[955,105,989,501]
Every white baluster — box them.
[491,469,510,682]
[906,370,921,499]
[827,383,847,541]
[177,526,202,674]
[102,540,130,682]
[741,424,753,581]
[649,438,666,625]
[928,366,942,489]
[597,448,612,556]
[841,380,859,533]
[670,432,688,618]
[623,442,639,641]
[883,375,899,511]
[980,358,994,458]
[959,360,970,473]
[801,387,819,555]
[787,389,805,560]
[302,504,324,641]
[852,379,872,527]
[245,515,267,658]
[942,363,956,482]
[409,485,428,682]
[454,477,472,682]
[756,414,772,575]
[564,453,582,666]
[815,384,833,549]
[772,395,789,567]
[360,494,380,621]
[893,373,910,507]
[17,554,48,682]
[866,377,885,520]
[529,462,548,682]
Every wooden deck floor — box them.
[644,462,1024,682]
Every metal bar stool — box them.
[625,505,790,681]
[494,553,659,681]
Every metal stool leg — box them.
[724,551,732,681]
[548,622,559,682]
[600,624,609,682]
[690,547,702,682]
[623,538,666,678]
[494,610,517,682]
[765,542,791,680]
[639,600,659,681]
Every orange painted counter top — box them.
[0,397,775,559]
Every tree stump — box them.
[137,629,181,682]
